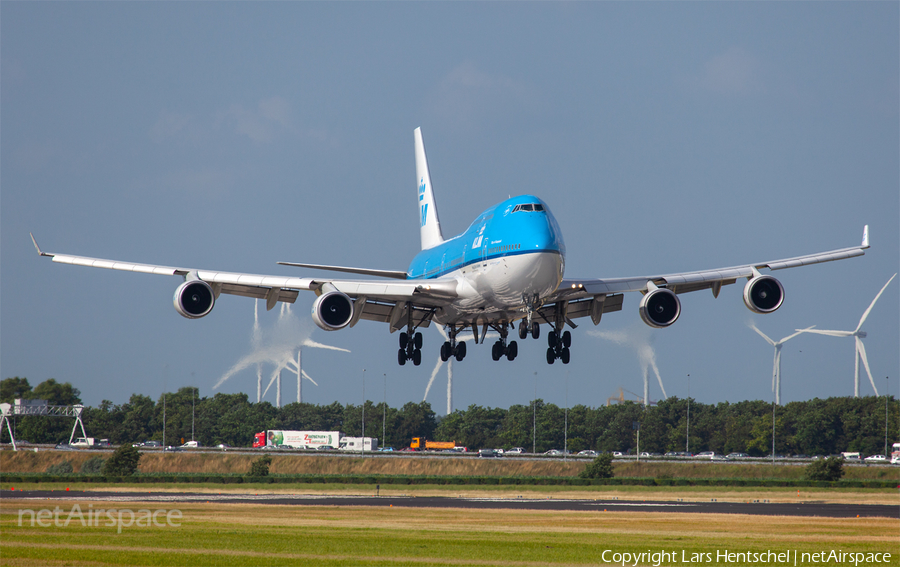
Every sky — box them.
[2,3,898,415]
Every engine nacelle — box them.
[743,275,784,314]
[173,280,215,319]
[311,290,354,331]
[639,286,681,328]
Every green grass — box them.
[2,498,895,566]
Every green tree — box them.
[46,460,74,474]
[805,456,845,481]
[102,444,142,476]
[0,377,32,403]
[249,455,272,477]
[579,453,614,479]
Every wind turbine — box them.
[748,323,815,405]
[797,274,896,397]
[214,301,349,407]
[589,325,668,407]
[424,327,494,414]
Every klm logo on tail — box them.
[419,178,428,226]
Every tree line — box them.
[2,377,898,456]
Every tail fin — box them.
[414,127,444,250]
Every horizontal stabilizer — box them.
[277,261,408,280]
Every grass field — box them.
[2,495,896,567]
[3,449,898,481]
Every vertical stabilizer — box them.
[415,127,444,250]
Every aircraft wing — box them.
[541,227,869,324]
[31,234,456,328]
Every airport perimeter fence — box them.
[1,472,896,489]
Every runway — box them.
[4,490,897,518]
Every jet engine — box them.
[173,280,215,319]
[311,290,354,331]
[639,286,681,328]
[743,274,784,314]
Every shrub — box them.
[805,456,844,482]
[102,444,142,476]
[46,461,73,475]
[579,453,615,479]
[248,455,272,477]
[81,456,106,474]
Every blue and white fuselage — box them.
[406,195,565,326]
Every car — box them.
[316,445,335,451]
[215,443,230,450]
[180,441,199,449]
[478,449,501,458]
[864,454,887,463]
[505,447,524,454]
[140,440,162,448]
[694,451,716,459]
[891,456,900,465]
[543,449,564,456]
[577,450,598,457]
[55,443,76,450]
[164,446,183,452]
[710,455,731,462]
[378,446,394,452]
[493,448,505,455]
[726,452,750,459]
[612,451,623,457]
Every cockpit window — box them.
[513,203,543,213]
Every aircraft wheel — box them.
[440,342,451,362]
[507,341,518,361]
[518,321,528,340]
[548,332,557,349]
[455,341,467,361]
[491,341,502,361]
[399,332,408,349]
[414,332,423,350]
[412,349,422,366]
[532,322,540,340]
[561,347,570,365]
[546,347,556,364]
[398,348,407,366]
[562,331,572,348]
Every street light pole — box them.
[685,374,690,454]
[885,376,889,456]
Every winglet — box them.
[861,225,869,249]
[30,233,51,257]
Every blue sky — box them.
[3,3,898,413]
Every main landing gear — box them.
[440,327,467,362]
[398,331,423,366]
[491,323,518,362]
[546,330,571,365]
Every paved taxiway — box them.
[4,491,896,518]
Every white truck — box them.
[253,430,342,449]
[71,437,95,447]
[339,437,378,452]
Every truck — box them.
[252,430,342,449]
[339,437,378,452]
[410,437,457,451]
[71,437,96,447]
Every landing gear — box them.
[397,305,424,366]
[398,330,423,366]
[546,330,571,364]
[490,323,518,361]
[518,319,539,340]
[440,326,467,363]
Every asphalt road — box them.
[4,491,897,518]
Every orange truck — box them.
[410,437,457,451]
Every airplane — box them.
[32,127,870,367]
